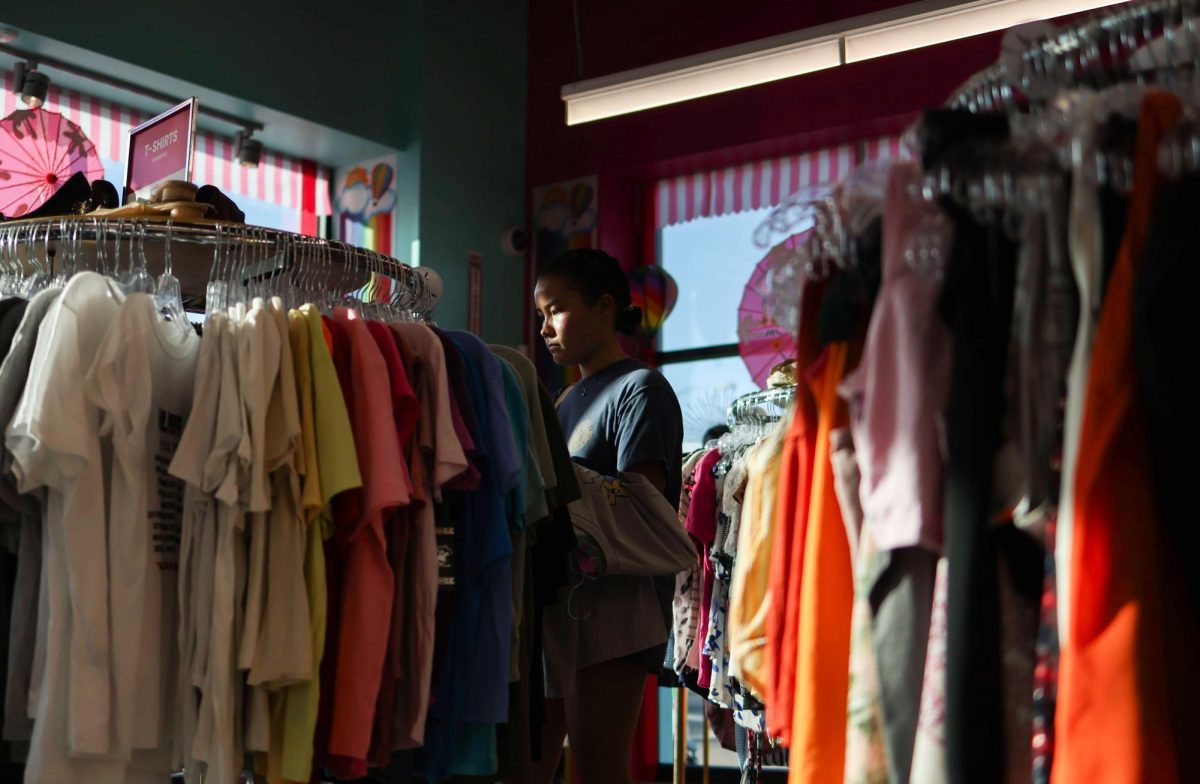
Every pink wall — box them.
[526,2,1005,278]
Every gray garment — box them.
[1011,180,1076,536]
[0,289,59,519]
[869,546,938,784]
[491,346,557,499]
[0,287,60,744]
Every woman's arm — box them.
[627,459,668,496]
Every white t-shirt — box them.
[85,293,199,772]
[237,301,278,674]
[5,272,151,784]
[189,310,249,784]
[167,311,227,779]
[248,300,309,687]
[234,299,279,755]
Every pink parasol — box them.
[0,108,105,218]
[737,232,807,388]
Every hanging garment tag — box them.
[435,526,456,588]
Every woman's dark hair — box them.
[703,424,730,444]
[538,249,644,336]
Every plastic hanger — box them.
[20,221,51,297]
[124,223,155,295]
[0,226,17,296]
[206,224,227,316]
[156,220,188,330]
[0,226,16,296]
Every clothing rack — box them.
[0,215,436,317]
[947,0,1199,111]
[726,386,797,429]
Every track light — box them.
[235,129,262,168]
[12,61,49,109]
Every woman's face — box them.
[533,274,614,366]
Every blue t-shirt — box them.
[418,331,517,782]
[556,357,683,508]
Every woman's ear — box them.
[595,292,616,316]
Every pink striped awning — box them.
[0,73,331,216]
[654,137,912,230]
[861,134,915,163]
[654,144,855,229]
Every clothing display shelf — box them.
[726,385,798,429]
[947,0,1200,112]
[0,215,434,316]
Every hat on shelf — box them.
[767,359,797,388]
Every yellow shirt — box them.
[272,306,362,784]
[727,412,790,697]
[290,309,323,522]
[301,303,362,503]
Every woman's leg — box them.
[518,696,567,784]
[564,657,649,784]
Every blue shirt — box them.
[556,357,684,508]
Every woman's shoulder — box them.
[613,360,678,400]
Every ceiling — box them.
[0,18,402,167]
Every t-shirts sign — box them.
[124,98,197,203]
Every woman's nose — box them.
[540,320,555,339]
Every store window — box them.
[659,207,776,452]
[653,144,858,452]
[0,73,332,233]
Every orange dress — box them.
[1053,91,1180,784]
[788,341,854,784]
[763,279,827,744]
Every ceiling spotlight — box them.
[13,62,49,109]
[235,129,262,168]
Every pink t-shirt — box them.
[839,161,953,553]
[364,319,419,762]
[386,323,470,750]
[327,308,409,767]
[685,448,722,689]
[366,321,419,454]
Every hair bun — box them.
[616,305,643,336]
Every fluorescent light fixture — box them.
[564,38,842,125]
[562,0,1131,125]
[843,0,1129,62]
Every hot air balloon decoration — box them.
[335,156,399,256]
[627,264,678,338]
[335,158,398,226]
[371,162,394,205]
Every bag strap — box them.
[554,381,577,409]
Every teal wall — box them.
[1,1,416,148]
[4,0,529,345]
[416,0,527,346]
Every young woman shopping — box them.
[525,249,684,784]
